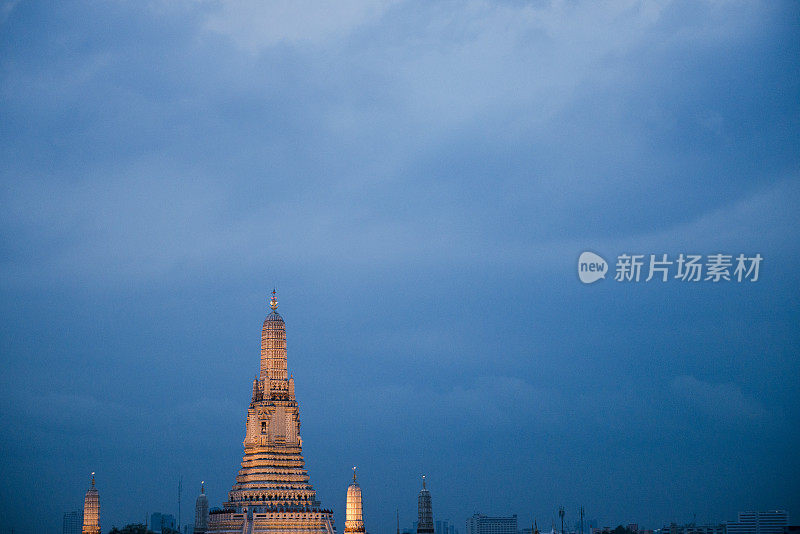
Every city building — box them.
[467,514,518,534]
[82,472,100,534]
[151,512,176,533]
[436,519,458,534]
[417,476,434,534]
[727,512,790,534]
[655,523,725,534]
[194,481,209,534]
[63,510,83,534]
[207,291,335,534]
[345,468,365,534]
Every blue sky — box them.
[1,1,798,533]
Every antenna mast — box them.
[178,475,182,531]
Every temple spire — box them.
[416,476,433,534]
[82,472,100,534]
[345,468,365,533]
[260,289,287,383]
[195,480,209,534]
[211,293,334,534]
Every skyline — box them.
[1,1,798,533]
[47,287,797,533]
[60,463,792,533]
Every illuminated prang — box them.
[207,290,335,534]
[82,472,100,534]
[344,467,365,534]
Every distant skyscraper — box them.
[345,468,365,534]
[63,511,83,534]
[194,481,209,534]
[207,291,335,534]
[151,512,177,533]
[151,512,176,533]
[727,512,790,534]
[417,476,434,534]
[82,473,100,534]
[435,519,458,534]
[466,514,517,534]
[657,522,724,534]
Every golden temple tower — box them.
[82,472,100,534]
[344,468,365,534]
[207,290,335,534]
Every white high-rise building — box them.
[466,514,518,534]
[726,511,789,534]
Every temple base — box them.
[208,509,335,534]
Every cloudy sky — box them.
[1,1,798,533]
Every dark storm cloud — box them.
[0,1,798,533]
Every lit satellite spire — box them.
[345,467,365,534]
[82,472,100,534]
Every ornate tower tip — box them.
[91,472,95,486]
[201,480,205,493]
[422,474,426,489]
[352,466,357,482]
[270,288,278,311]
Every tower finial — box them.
[422,474,426,489]
[352,466,357,483]
[201,480,205,494]
[270,288,278,311]
[91,472,95,487]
